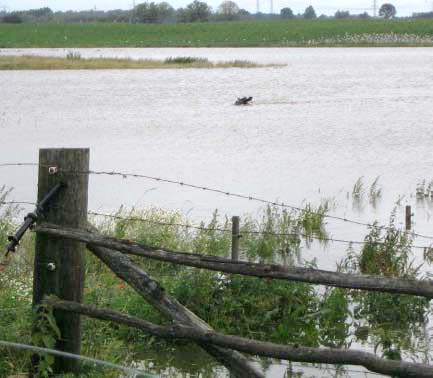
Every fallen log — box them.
[44,298,433,378]
[36,223,433,299]
[83,225,264,378]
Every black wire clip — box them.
[5,182,65,257]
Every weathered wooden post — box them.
[405,205,412,231]
[231,216,240,261]
[32,148,89,375]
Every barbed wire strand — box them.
[0,163,387,229]
[0,340,157,377]
[2,199,433,249]
[1,163,433,240]
[0,201,37,206]
[88,211,433,250]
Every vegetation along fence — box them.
[4,148,433,377]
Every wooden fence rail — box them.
[43,298,433,378]
[36,222,433,299]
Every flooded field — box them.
[2,47,433,377]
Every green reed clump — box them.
[164,56,208,64]
[352,177,365,200]
[368,176,382,207]
[298,200,329,240]
[340,214,430,361]
[173,269,322,346]
[240,203,328,264]
[225,60,258,68]
[96,203,328,268]
[360,221,414,277]
[66,51,82,60]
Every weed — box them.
[368,176,382,206]
[65,51,81,60]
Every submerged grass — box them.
[0,54,270,70]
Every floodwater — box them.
[2,47,433,377]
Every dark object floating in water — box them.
[235,96,253,105]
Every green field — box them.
[2,19,433,47]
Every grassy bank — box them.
[0,55,267,70]
[2,19,433,48]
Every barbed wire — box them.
[0,340,157,377]
[88,211,433,250]
[0,201,37,206]
[2,162,433,242]
[0,162,403,229]
[2,199,433,250]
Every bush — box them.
[2,14,23,23]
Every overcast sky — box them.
[2,0,433,16]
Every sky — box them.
[1,0,433,16]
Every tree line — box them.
[0,2,400,24]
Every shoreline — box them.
[0,55,275,70]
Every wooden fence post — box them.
[231,216,240,261]
[405,205,412,231]
[32,148,89,375]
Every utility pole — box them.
[129,0,136,24]
[270,0,273,14]
[256,0,260,13]
[373,0,377,17]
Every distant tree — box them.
[26,7,53,18]
[358,11,370,19]
[280,7,294,19]
[217,1,239,20]
[176,7,189,22]
[303,5,316,19]
[379,3,396,19]
[185,0,212,22]
[334,10,350,19]
[157,2,175,22]
[318,14,328,19]
[238,8,250,16]
[412,11,433,18]
[134,2,174,23]
[1,13,23,23]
